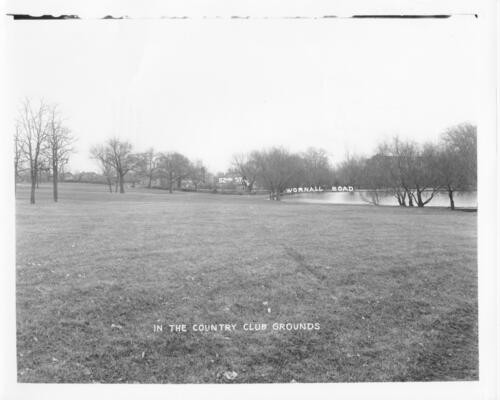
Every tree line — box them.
[86,141,338,201]
[231,147,335,200]
[89,140,209,194]
[334,123,477,209]
[14,98,476,210]
[231,122,476,209]
[84,141,335,201]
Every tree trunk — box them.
[30,170,36,204]
[416,189,425,207]
[119,174,125,193]
[52,158,58,202]
[400,191,407,206]
[407,191,414,207]
[416,191,422,207]
[448,187,455,210]
[147,174,152,189]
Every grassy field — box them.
[16,183,478,383]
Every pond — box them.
[281,190,477,208]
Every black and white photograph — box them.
[0,0,497,398]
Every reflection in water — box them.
[282,190,477,208]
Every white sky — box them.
[5,16,478,173]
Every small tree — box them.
[16,98,51,204]
[437,123,477,209]
[103,138,136,193]
[371,144,408,206]
[232,152,259,192]
[46,105,74,202]
[14,126,25,192]
[90,144,116,193]
[135,148,158,188]
[157,152,192,193]
[253,147,301,200]
[335,153,366,189]
[301,147,333,187]
[408,142,442,207]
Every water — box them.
[282,190,477,208]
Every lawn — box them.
[15,183,478,383]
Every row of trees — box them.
[231,147,335,200]
[82,123,479,209]
[14,98,475,210]
[89,142,338,202]
[334,123,477,209]
[14,99,74,204]
[90,140,209,194]
[230,123,476,208]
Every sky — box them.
[5,16,478,174]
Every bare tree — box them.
[375,137,424,207]
[301,147,333,187]
[232,152,259,192]
[90,145,116,193]
[437,123,477,209]
[404,142,442,207]
[366,138,442,208]
[391,138,419,206]
[371,144,408,206]
[16,98,51,204]
[102,138,136,193]
[46,105,74,202]
[157,152,192,193]
[135,148,158,188]
[253,147,301,200]
[14,125,25,193]
[335,153,366,189]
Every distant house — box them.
[215,173,245,190]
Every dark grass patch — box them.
[399,303,478,381]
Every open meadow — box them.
[16,183,478,383]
